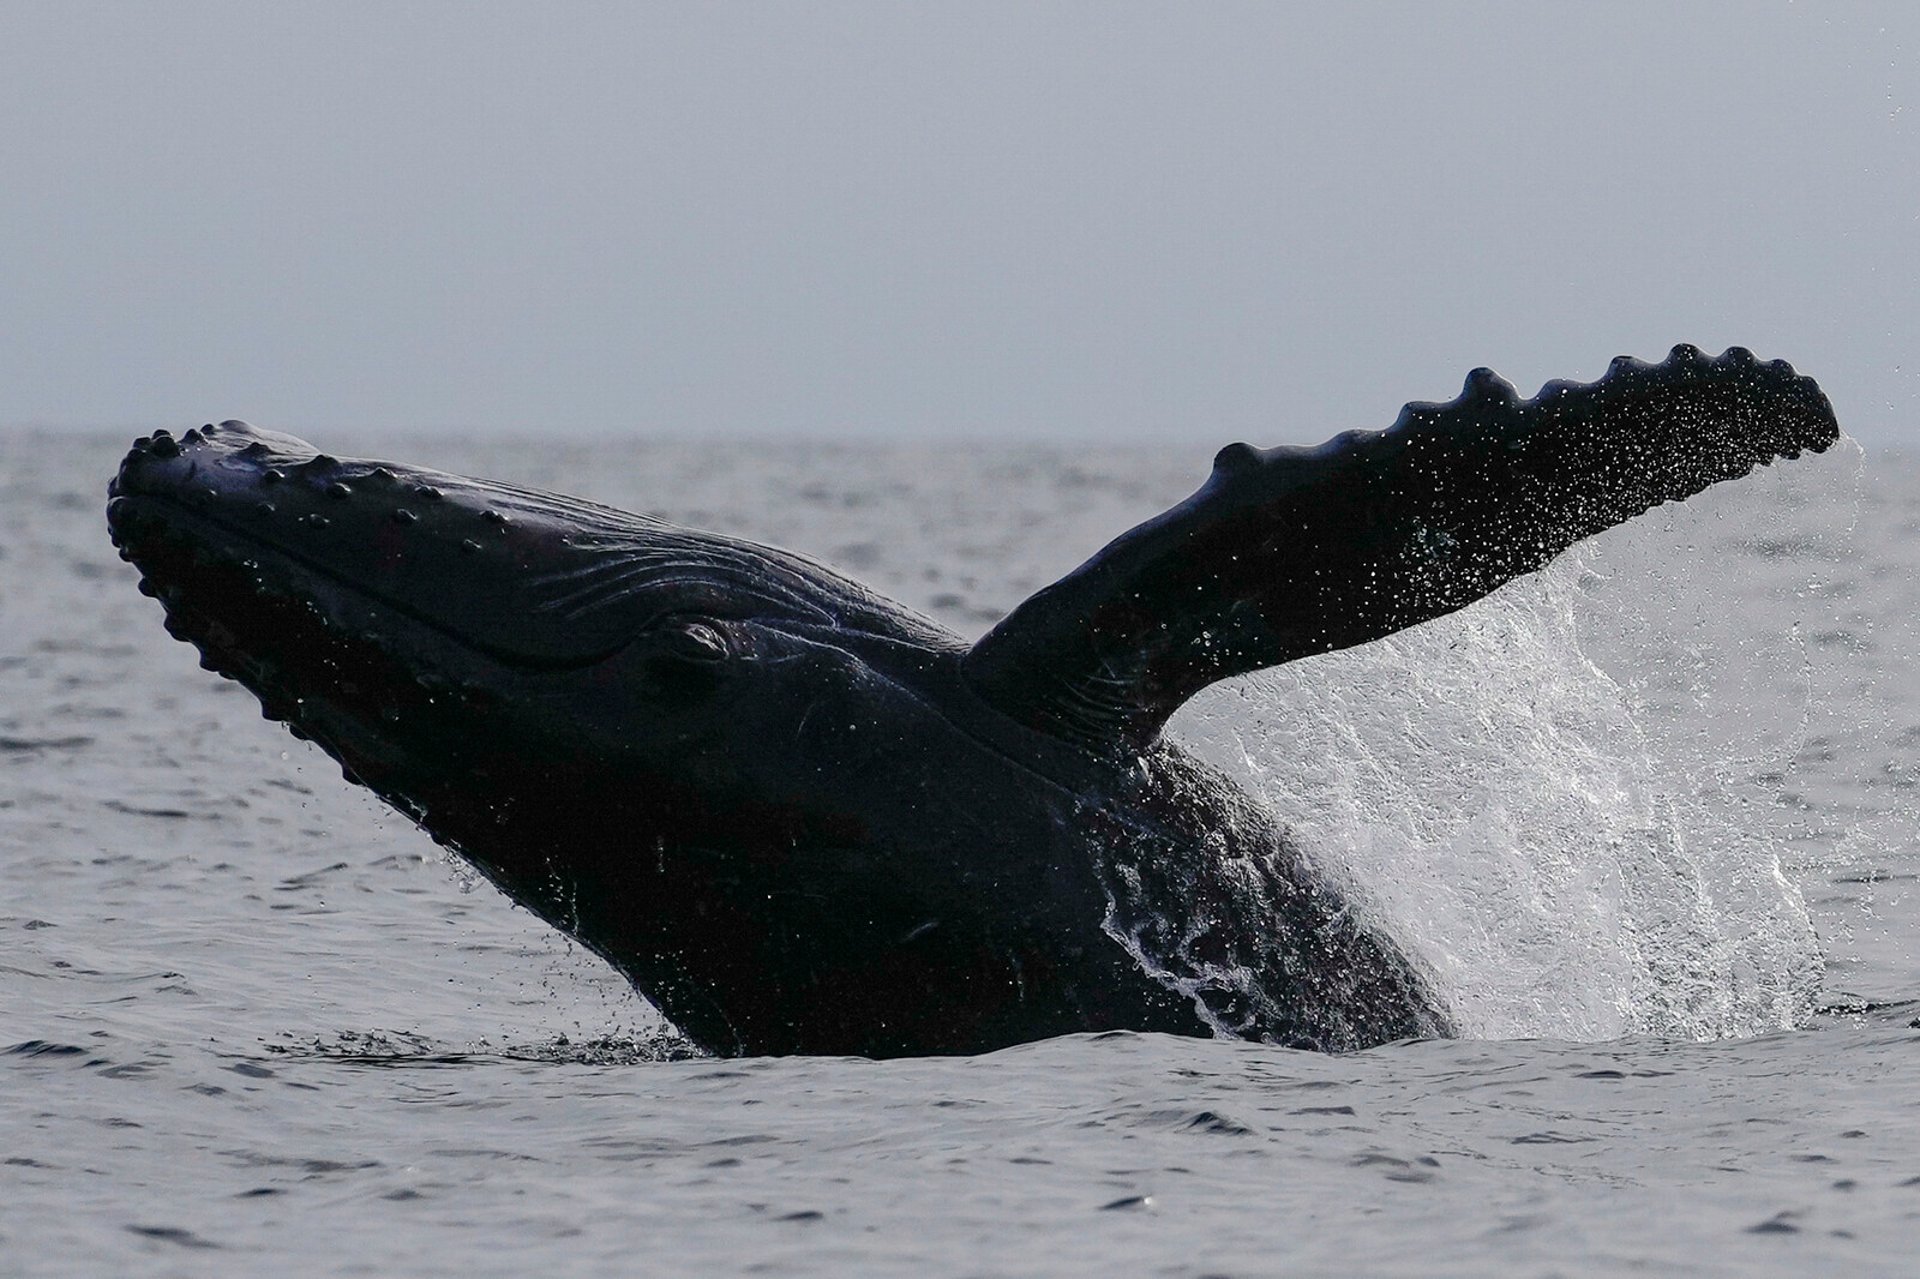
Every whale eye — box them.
[654,620,730,665]
[639,621,734,702]
[645,618,733,687]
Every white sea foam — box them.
[1171,445,1867,1043]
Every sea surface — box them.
[3,427,1919,1276]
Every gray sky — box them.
[4,2,1915,444]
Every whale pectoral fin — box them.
[963,345,1839,750]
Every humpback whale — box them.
[106,346,1837,1058]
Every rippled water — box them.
[4,428,1919,1275]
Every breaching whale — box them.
[106,346,1837,1058]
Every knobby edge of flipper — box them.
[964,345,1839,752]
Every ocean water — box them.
[3,427,1919,1276]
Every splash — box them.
[1168,446,1862,1043]
[266,1027,701,1065]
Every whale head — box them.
[106,420,958,783]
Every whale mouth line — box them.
[109,489,635,674]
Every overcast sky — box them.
[3,2,1915,445]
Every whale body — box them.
[106,346,1837,1057]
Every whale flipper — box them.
[964,345,1839,749]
